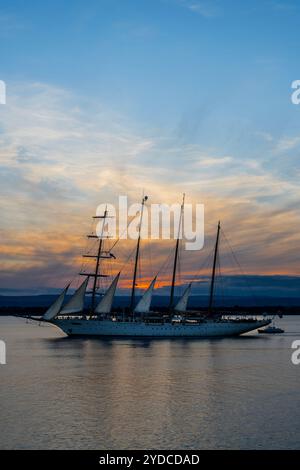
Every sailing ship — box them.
[39,196,271,337]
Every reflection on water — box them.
[0,316,300,449]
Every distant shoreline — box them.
[1,305,299,316]
[1,294,300,316]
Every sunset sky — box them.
[1,0,300,297]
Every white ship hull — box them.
[52,318,271,338]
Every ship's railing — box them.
[54,313,272,323]
[55,314,86,320]
[221,314,271,322]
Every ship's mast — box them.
[81,208,112,313]
[91,212,105,311]
[169,194,185,310]
[130,195,148,312]
[208,220,221,314]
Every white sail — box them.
[95,272,120,314]
[43,284,69,320]
[134,277,156,314]
[174,283,191,312]
[60,277,89,315]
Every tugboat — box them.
[31,195,272,338]
[258,322,285,334]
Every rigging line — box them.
[146,243,177,290]
[72,221,95,286]
[65,241,92,290]
[95,243,137,296]
[107,215,135,253]
[146,237,154,279]
[79,216,100,276]
[92,237,136,287]
[80,238,98,275]
[188,246,215,285]
[62,272,79,291]
[161,248,173,276]
[177,238,183,292]
[154,244,177,290]
[156,244,175,278]
[117,243,139,275]
[167,245,213,297]
[138,244,142,286]
[216,252,225,307]
[221,228,258,307]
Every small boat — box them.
[258,325,284,334]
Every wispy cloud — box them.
[274,136,300,153]
[269,1,299,13]
[0,11,27,36]
[257,130,300,154]
[176,0,221,18]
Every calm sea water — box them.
[0,315,300,450]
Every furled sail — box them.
[134,276,156,314]
[43,284,70,320]
[60,277,89,315]
[174,283,191,312]
[94,272,120,314]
